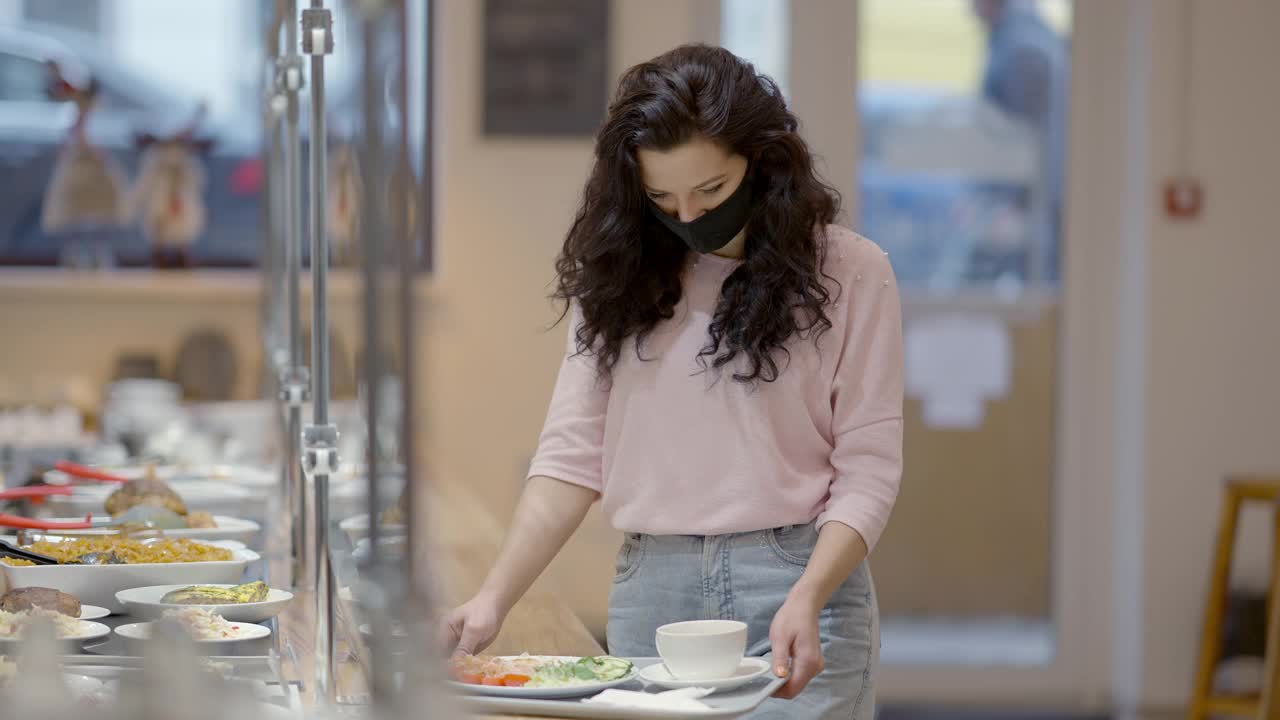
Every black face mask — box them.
[648,176,754,254]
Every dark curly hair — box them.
[554,44,840,385]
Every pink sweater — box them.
[527,225,903,551]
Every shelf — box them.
[0,268,435,304]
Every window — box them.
[857,0,1074,667]
[859,0,1071,295]
[0,2,434,270]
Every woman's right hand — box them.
[440,594,506,656]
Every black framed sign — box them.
[482,0,610,136]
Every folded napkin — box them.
[582,686,717,712]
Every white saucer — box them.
[637,657,773,692]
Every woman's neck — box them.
[710,227,747,259]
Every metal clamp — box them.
[278,367,311,406]
[302,423,341,477]
[274,56,305,94]
[301,8,334,56]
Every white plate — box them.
[79,604,111,620]
[0,541,259,612]
[449,656,639,699]
[0,619,111,645]
[114,620,272,644]
[116,584,293,623]
[637,657,772,692]
[36,516,261,545]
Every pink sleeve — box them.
[526,307,608,494]
[816,247,905,552]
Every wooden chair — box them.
[1188,476,1280,719]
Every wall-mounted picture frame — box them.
[482,0,610,137]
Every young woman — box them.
[444,44,903,719]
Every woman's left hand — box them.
[768,590,825,699]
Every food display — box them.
[0,587,81,617]
[160,581,269,605]
[0,538,233,567]
[449,654,634,689]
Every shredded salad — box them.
[158,608,249,640]
[449,654,634,688]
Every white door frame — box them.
[770,0,1156,708]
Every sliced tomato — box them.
[481,675,505,686]
[502,674,531,687]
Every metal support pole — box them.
[356,0,397,706]
[301,0,338,704]
[276,0,310,591]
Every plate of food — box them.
[0,587,111,646]
[0,537,258,611]
[116,581,293,623]
[114,608,271,644]
[43,465,258,519]
[448,655,637,699]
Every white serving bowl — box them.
[0,541,258,612]
[655,619,748,681]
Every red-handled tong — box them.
[52,461,130,484]
[0,513,96,530]
[0,486,75,501]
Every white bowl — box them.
[0,542,258,612]
[116,584,293,623]
[655,619,748,681]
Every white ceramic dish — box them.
[79,604,111,620]
[338,514,407,545]
[114,619,272,644]
[0,541,259,612]
[116,584,293,623]
[448,656,639,700]
[34,516,261,545]
[637,658,772,692]
[655,620,748,682]
[0,619,111,646]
